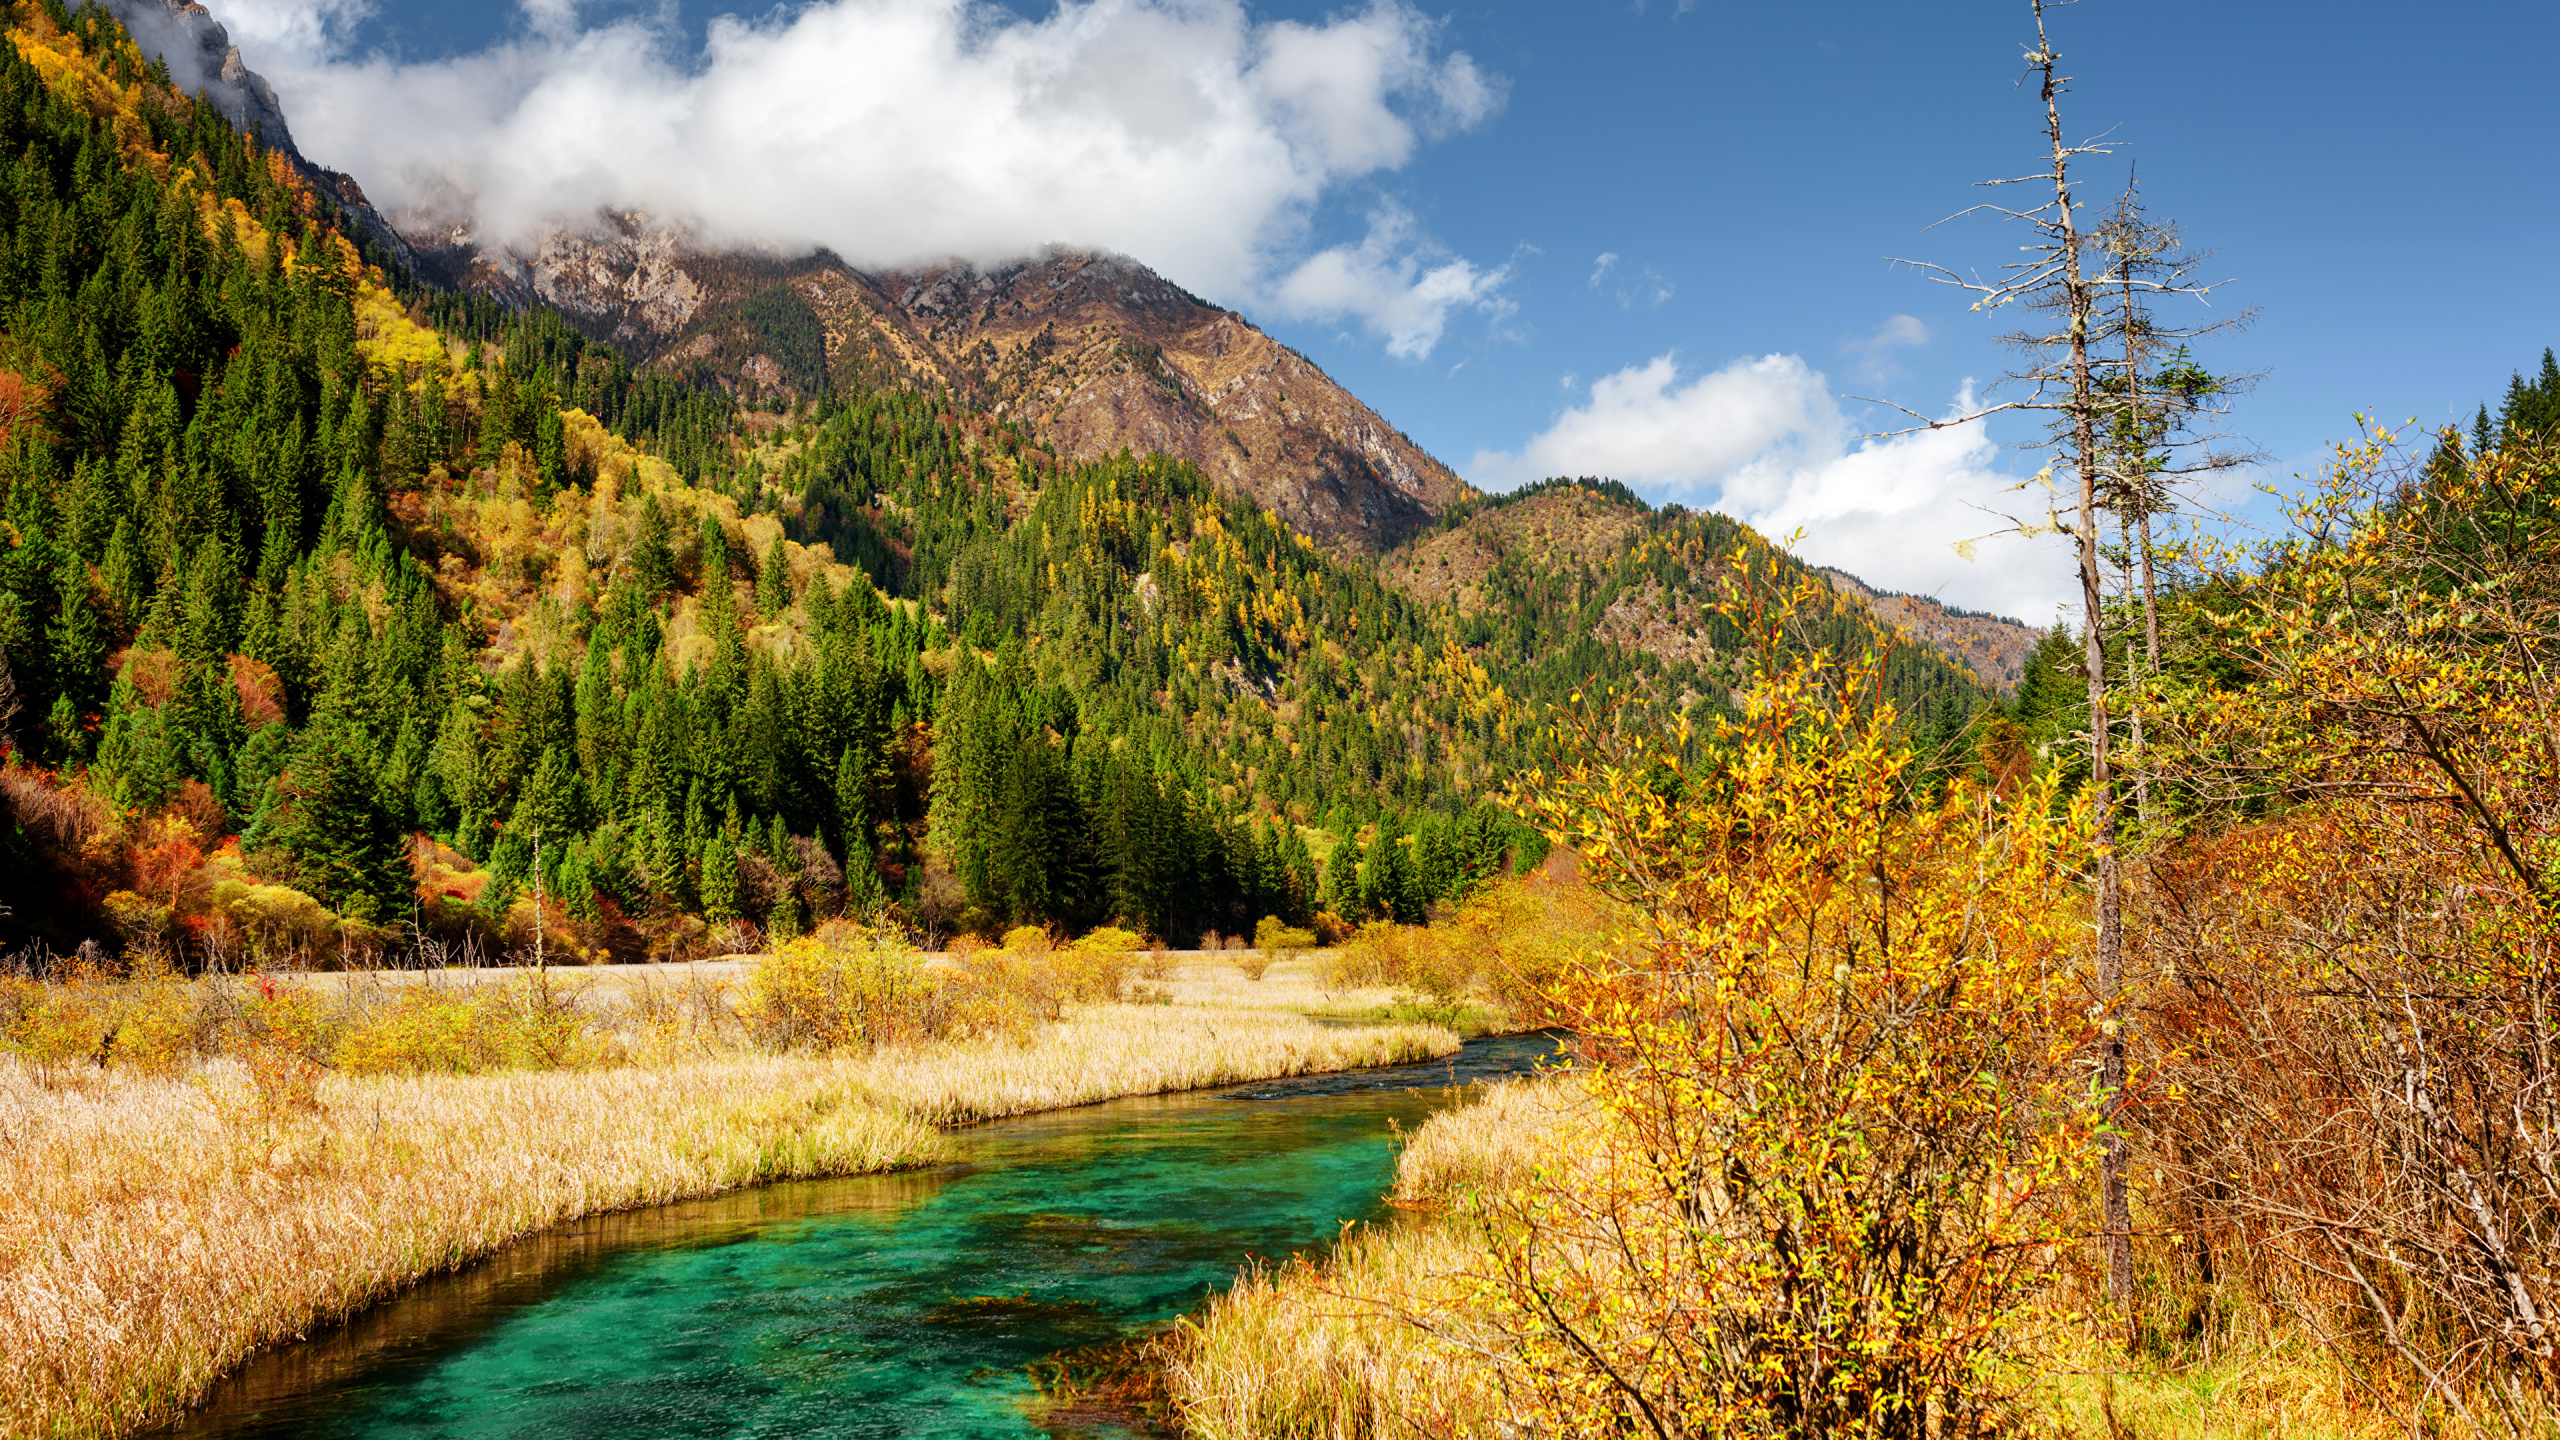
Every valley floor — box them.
[0,986,1456,1440]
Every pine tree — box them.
[758,533,792,615]
[699,838,739,924]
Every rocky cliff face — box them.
[107,0,418,274]
[416,220,1473,554]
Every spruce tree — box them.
[264,725,410,924]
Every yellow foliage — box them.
[745,928,951,1051]
[351,282,447,377]
[1072,924,1145,952]
[999,923,1056,954]
[1469,566,2099,1436]
[333,977,607,1075]
[1252,916,1316,951]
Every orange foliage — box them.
[228,655,285,728]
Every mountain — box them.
[105,0,417,275]
[0,4,2005,963]
[1819,571,2042,694]
[410,218,1472,555]
[1382,480,2029,710]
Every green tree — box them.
[262,727,410,924]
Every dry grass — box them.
[1169,1223,1503,1440]
[1388,1070,1584,1207]
[1171,1072,2413,1440]
[1,1002,1459,1440]
[846,1004,1458,1125]
[1151,956,1395,1011]
[1168,1073,1562,1440]
[2030,1328,2415,1440]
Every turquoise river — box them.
[152,1031,1560,1440]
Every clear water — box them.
[156,1033,1560,1440]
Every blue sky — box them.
[196,0,2560,620]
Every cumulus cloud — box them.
[198,0,1508,350]
[1272,202,1510,359]
[1468,352,2076,620]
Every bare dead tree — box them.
[1875,0,2245,1328]
[2091,178,2259,826]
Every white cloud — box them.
[1843,312,1929,381]
[201,0,1507,351]
[1853,313,1929,352]
[1467,352,2076,620]
[1584,250,1670,308]
[1271,202,1510,360]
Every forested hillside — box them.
[0,0,1997,964]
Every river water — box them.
[155,1031,1561,1440]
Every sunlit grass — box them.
[0,1001,1457,1440]
[1170,1072,2422,1440]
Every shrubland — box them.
[1169,423,2560,1438]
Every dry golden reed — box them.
[2,1002,1458,1440]
[845,1005,1457,1125]
[1175,1072,2415,1440]
[1170,1222,1502,1440]
[1169,1073,1561,1440]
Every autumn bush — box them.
[744,925,954,1050]
[1191,564,2100,1438]
[2125,428,2560,1428]
[1252,915,1316,951]
[1466,593,2099,1438]
[0,951,202,1075]
[1195,564,2106,1439]
[331,975,608,1075]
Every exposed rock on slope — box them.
[416,220,1472,554]
[1821,571,2043,694]
[106,0,417,274]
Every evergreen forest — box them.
[0,0,1996,963]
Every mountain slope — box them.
[412,220,1471,554]
[1381,480,2028,710]
[106,0,416,274]
[1820,570,2042,693]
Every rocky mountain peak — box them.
[107,0,417,272]
[416,221,1474,554]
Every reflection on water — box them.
[155,1032,1564,1440]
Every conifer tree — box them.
[261,726,409,924]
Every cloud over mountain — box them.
[1468,352,2076,621]
[204,0,1505,354]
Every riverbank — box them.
[1,1003,1458,1440]
[1167,1073,2414,1440]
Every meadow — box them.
[0,932,1459,1440]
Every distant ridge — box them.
[1819,571,2042,694]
